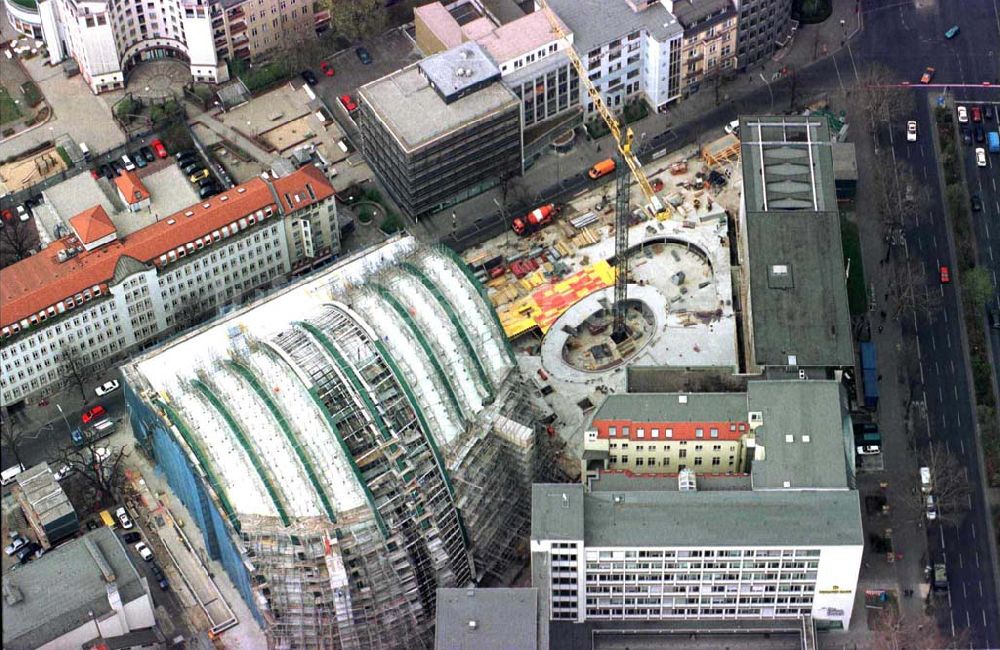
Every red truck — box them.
[512,203,558,236]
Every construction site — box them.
[122,236,565,649]
[461,135,745,456]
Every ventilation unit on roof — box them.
[237,187,246,193]
[185,211,194,217]
[678,395,688,404]
[57,250,67,263]
[167,219,176,225]
[220,195,228,201]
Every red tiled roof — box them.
[114,170,150,205]
[0,167,334,331]
[69,205,117,245]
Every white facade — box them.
[38,0,225,93]
[531,538,862,629]
[641,31,681,111]
[0,169,338,404]
[3,0,43,39]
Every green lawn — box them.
[840,211,867,315]
[0,87,22,126]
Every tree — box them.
[905,442,971,526]
[0,405,26,469]
[888,258,942,322]
[0,218,38,269]
[59,345,89,401]
[853,63,914,134]
[320,0,386,41]
[50,437,130,507]
[871,606,967,649]
[962,266,994,309]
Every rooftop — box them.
[740,116,852,369]
[418,42,502,103]
[113,170,150,205]
[748,380,851,490]
[474,11,566,64]
[531,482,863,548]
[543,0,682,53]
[591,392,748,424]
[2,528,148,650]
[435,588,539,650]
[0,165,333,332]
[69,205,117,245]
[590,470,753,492]
[359,51,519,152]
[41,172,118,222]
[670,0,734,29]
[15,462,76,526]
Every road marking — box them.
[941,527,946,547]
[959,554,964,569]
[936,361,941,375]
[934,235,938,249]
[976,551,980,567]
[939,386,944,401]
[964,582,968,598]
[947,332,952,348]
[954,385,959,401]
[946,440,951,454]
[932,335,937,350]
[944,308,949,323]
[951,611,957,637]
[971,522,976,538]
[961,439,966,455]
[967,611,971,628]
[957,410,961,426]
[985,610,989,628]
[950,359,955,374]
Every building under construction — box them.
[122,235,562,649]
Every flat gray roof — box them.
[590,471,753,492]
[359,54,519,153]
[748,380,851,490]
[671,0,734,29]
[16,462,75,526]
[531,483,585,542]
[544,0,682,53]
[591,392,748,424]
[42,173,119,222]
[435,588,538,650]
[418,42,501,103]
[832,142,858,181]
[2,528,148,650]
[580,488,862,548]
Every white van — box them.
[1,463,26,487]
[121,154,136,171]
[79,141,91,161]
[919,466,932,493]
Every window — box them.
[666,428,673,438]
[712,457,721,465]
[651,428,659,438]
[694,457,703,466]
[609,426,616,437]
[679,449,687,458]
[622,426,629,436]
[711,428,719,438]
[637,428,644,438]
[696,428,704,438]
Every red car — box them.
[320,61,335,77]
[150,139,168,159]
[940,265,950,284]
[970,106,982,123]
[339,94,358,112]
[1,209,13,222]
[82,405,107,423]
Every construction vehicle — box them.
[537,0,671,339]
[588,158,616,179]
[511,203,558,236]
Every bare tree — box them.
[319,0,386,41]
[888,258,942,322]
[50,437,130,506]
[904,442,972,526]
[0,218,38,269]
[59,345,90,401]
[871,606,966,649]
[0,405,26,468]
[173,294,216,333]
[853,63,914,134]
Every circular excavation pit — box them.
[561,299,655,372]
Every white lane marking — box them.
[939,385,945,401]
[971,521,975,538]
[936,361,941,375]
[944,308,949,323]
[947,332,952,348]
[954,385,959,400]
[950,359,955,374]
[961,439,965,455]
[951,610,957,637]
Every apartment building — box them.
[38,0,227,93]
[735,0,794,69]
[544,0,683,114]
[210,0,324,64]
[0,165,338,407]
[414,2,580,132]
[668,0,738,96]
[357,42,522,218]
[534,380,863,633]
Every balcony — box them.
[230,21,246,34]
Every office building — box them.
[123,236,560,648]
[734,0,795,69]
[669,0,739,96]
[2,528,158,650]
[534,380,863,633]
[435,587,545,650]
[357,42,522,218]
[737,115,853,376]
[0,165,340,407]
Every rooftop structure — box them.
[123,236,560,648]
[738,115,853,372]
[434,587,543,650]
[544,0,681,54]
[13,462,79,548]
[2,528,156,650]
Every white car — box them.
[15,205,29,222]
[906,120,917,142]
[957,106,968,123]
[53,464,72,481]
[856,444,881,456]
[976,147,987,167]
[116,506,133,529]
[95,380,120,396]
[94,447,110,464]
[4,536,27,556]
[925,495,938,521]
[134,541,154,561]
[121,155,136,171]
[724,120,740,137]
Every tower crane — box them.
[536,0,672,338]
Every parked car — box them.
[116,506,133,529]
[300,69,318,85]
[111,160,125,175]
[961,126,973,145]
[189,169,211,183]
[198,184,221,199]
[985,105,995,120]
[139,146,155,162]
[181,162,201,175]
[926,494,938,520]
[957,106,968,123]
[121,155,136,171]
[990,306,1000,330]
[5,535,27,556]
[133,153,148,168]
[174,149,196,162]
[17,542,42,564]
[320,61,334,77]
[123,532,142,544]
[99,163,114,179]
[971,194,983,212]
[16,205,29,222]
[94,447,111,464]
[976,147,988,167]
[856,444,881,456]
[355,47,372,64]
[151,139,168,158]
[939,265,951,284]
[974,125,985,143]
[86,520,100,531]
[53,464,72,481]
[339,94,358,112]
[971,106,982,122]
[944,25,960,39]
[920,67,935,84]
[95,380,120,396]
[82,405,107,423]
[151,563,169,590]
[906,120,917,142]
[135,542,154,561]
[724,120,740,136]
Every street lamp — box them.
[759,72,774,113]
[55,404,72,436]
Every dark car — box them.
[123,532,142,544]
[99,163,114,179]
[110,161,124,175]
[181,162,202,176]
[971,194,983,212]
[198,184,221,199]
[134,154,148,169]
[355,47,372,64]
[961,126,973,145]
[17,542,41,564]
[974,125,985,143]
[301,69,318,85]
[176,153,199,167]
[140,146,155,162]
[197,177,217,189]
[990,306,1000,329]
[986,105,995,120]
[86,520,100,531]
[174,149,196,161]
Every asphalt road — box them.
[855,2,999,647]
